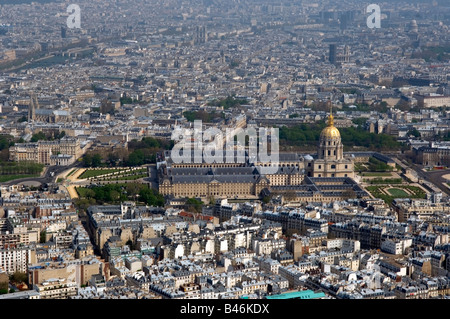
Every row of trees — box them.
[0,135,15,162]
[82,136,174,168]
[367,157,394,172]
[76,183,164,207]
[278,122,325,148]
[82,153,103,167]
[126,137,174,167]
[278,123,403,152]
[183,110,225,123]
[207,95,248,110]
[0,135,14,150]
[0,271,28,295]
[30,131,66,142]
[0,162,44,175]
[411,45,450,62]
[339,126,402,151]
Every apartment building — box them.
[0,247,36,274]
[35,279,78,299]
[28,257,104,287]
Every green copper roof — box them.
[266,290,326,300]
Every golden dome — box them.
[320,125,341,139]
[320,113,341,140]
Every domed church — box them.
[310,108,354,178]
[158,106,361,201]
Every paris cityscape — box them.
[0,0,449,302]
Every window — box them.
[331,164,336,169]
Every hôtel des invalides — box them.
[158,109,371,205]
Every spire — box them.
[28,94,35,121]
[328,103,334,126]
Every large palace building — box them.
[9,137,82,166]
[158,111,367,203]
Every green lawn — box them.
[79,169,123,179]
[108,173,147,181]
[67,168,78,177]
[366,185,426,206]
[365,178,403,185]
[79,168,147,180]
[387,188,409,197]
[76,187,90,197]
[361,172,392,177]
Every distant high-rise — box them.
[329,44,350,65]
[343,45,350,63]
[61,26,67,39]
[195,26,207,44]
[329,44,336,64]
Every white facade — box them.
[125,257,143,273]
[0,247,33,274]
[381,239,412,255]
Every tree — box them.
[126,183,141,200]
[91,153,102,167]
[84,189,96,199]
[82,154,92,167]
[407,128,421,138]
[100,99,115,114]
[10,271,28,284]
[0,281,8,293]
[120,96,134,106]
[55,131,66,139]
[281,190,297,202]
[139,187,164,207]
[127,150,145,166]
[184,197,203,214]
[17,116,27,123]
[30,131,47,142]
[73,198,96,211]
[107,152,120,166]
[126,239,133,248]
[110,190,120,202]
[352,117,368,127]
[40,230,47,243]
[342,189,357,200]
[396,99,410,112]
